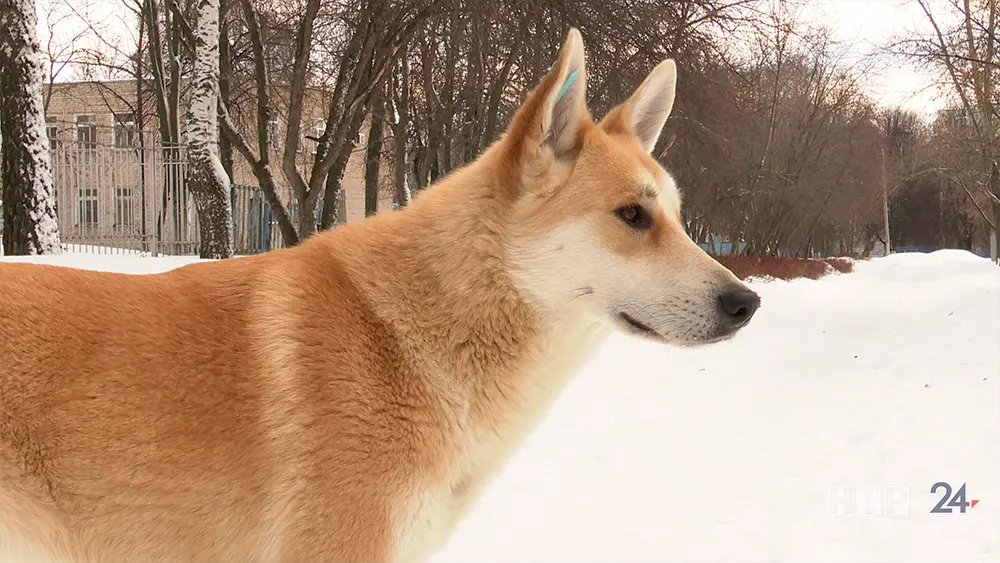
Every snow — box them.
[0,251,198,273]
[2,249,997,561]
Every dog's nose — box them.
[717,286,760,328]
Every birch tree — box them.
[184,0,233,258]
[0,0,62,255]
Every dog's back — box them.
[1,255,264,560]
[0,238,427,562]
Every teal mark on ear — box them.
[555,70,579,103]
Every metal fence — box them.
[41,140,291,256]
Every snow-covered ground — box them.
[2,249,998,562]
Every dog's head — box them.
[502,29,760,346]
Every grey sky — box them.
[801,0,951,117]
[36,0,953,118]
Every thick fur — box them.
[0,30,757,563]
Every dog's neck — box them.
[388,161,609,430]
[367,175,603,513]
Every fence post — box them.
[230,183,237,253]
[990,230,997,265]
[151,143,159,257]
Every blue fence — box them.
[231,184,326,255]
[895,245,939,253]
[697,235,748,256]
[231,184,279,254]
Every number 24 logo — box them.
[930,482,977,514]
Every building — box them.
[42,79,392,254]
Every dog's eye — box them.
[614,205,652,230]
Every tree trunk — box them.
[364,89,384,217]
[391,51,411,208]
[416,37,441,189]
[319,172,341,230]
[185,0,233,259]
[0,0,61,255]
[218,11,234,183]
[319,146,353,230]
[440,8,460,175]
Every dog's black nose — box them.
[717,286,761,328]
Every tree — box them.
[219,0,437,245]
[667,9,884,258]
[398,0,756,193]
[185,0,233,258]
[892,0,999,252]
[0,0,62,255]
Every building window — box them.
[115,188,135,227]
[76,115,97,149]
[46,118,58,150]
[114,114,135,148]
[77,188,98,227]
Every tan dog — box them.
[0,29,759,563]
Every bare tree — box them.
[219,0,436,244]
[0,0,62,255]
[667,6,884,258]
[397,0,762,197]
[892,0,999,243]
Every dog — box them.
[0,28,759,563]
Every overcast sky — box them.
[800,0,950,117]
[36,0,954,118]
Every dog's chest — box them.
[452,318,610,485]
[392,320,610,563]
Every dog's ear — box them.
[599,59,677,153]
[503,28,590,171]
